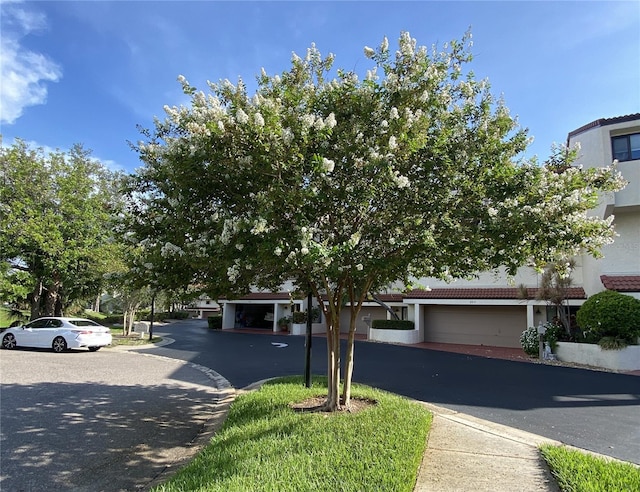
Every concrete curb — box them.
[118,349,237,491]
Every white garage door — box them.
[424,305,527,348]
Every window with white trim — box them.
[612,132,640,162]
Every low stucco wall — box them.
[291,323,325,336]
[555,342,640,372]
[369,328,422,345]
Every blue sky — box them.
[1,1,639,173]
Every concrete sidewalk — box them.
[415,402,561,491]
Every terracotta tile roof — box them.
[405,287,586,300]
[225,292,292,301]
[600,275,640,292]
[568,113,640,139]
[369,294,405,302]
[223,287,591,302]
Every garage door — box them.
[424,305,527,348]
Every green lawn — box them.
[153,376,431,492]
[541,444,640,492]
[108,327,162,346]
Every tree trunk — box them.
[325,312,341,411]
[29,278,43,320]
[342,284,369,408]
[128,307,137,335]
[321,282,342,412]
[43,279,61,317]
[94,294,101,313]
[341,315,357,408]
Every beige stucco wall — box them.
[581,210,640,296]
[409,264,584,291]
[569,120,640,212]
[568,119,640,297]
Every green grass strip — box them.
[153,376,431,492]
[540,444,640,492]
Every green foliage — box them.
[597,337,628,350]
[0,139,125,318]
[576,290,640,344]
[0,307,28,328]
[520,325,540,357]
[138,310,189,321]
[152,377,431,492]
[207,315,222,329]
[542,322,566,350]
[292,311,307,324]
[292,307,321,324]
[521,321,564,356]
[372,319,414,330]
[86,313,124,325]
[540,444,640,492]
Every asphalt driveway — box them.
[0,347,231,492]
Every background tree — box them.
[128,32,625,410]
[535,258,577,335]
[0,139,124,319]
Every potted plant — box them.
[278,316,291,332]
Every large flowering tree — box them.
[128,32,625,410]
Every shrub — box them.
[598,336,628,350]
[292,307,322,324]
[371,319,415,330]
[169,310,190,319]
[207,315,222,329]
[88,314,124,325]
[292,311,307,323]
[520,325,540,357]
[576,290,640,344]
[542,322,565,350]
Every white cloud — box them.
[0,2,62,124]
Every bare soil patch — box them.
[290,396,377,414]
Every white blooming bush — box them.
[520,326,541,357]
[127,31,625,410]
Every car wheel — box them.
[88,346,101,352]
[2,333,17,350]
[52,336,67,353]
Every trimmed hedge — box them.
[208,315,222,329]
[576,290,640,344]
[87,314,124,325]
[142,311,191,321]
[372,319,415,330]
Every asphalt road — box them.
[1,319,638,492]
[145,319,640,465]
[0,347,228,492]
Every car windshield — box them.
[68,320,102,327]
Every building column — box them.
[413,303,423,341]
[526,304,535,330]
[222,303,235,329]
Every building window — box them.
[612,132,640,162]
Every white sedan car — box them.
[1,317,112,353]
